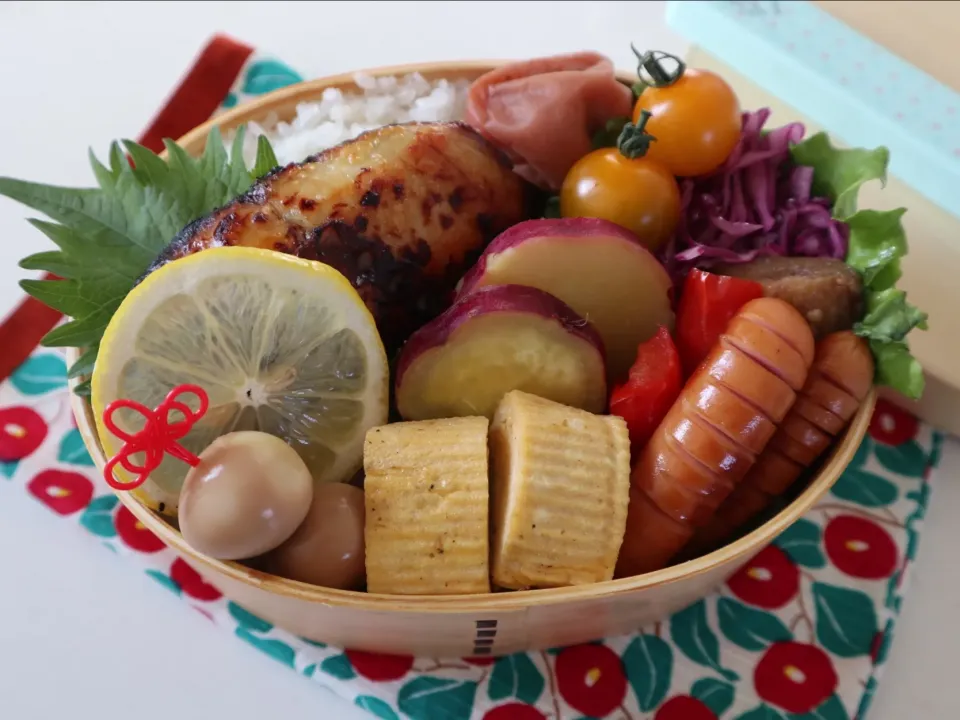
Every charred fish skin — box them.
[145,121,532,354]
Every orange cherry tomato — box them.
[559,147,681,253]
[633,68,742,178]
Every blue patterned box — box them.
[666,0,960,221]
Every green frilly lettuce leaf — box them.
[790,133,928,400]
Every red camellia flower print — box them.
[115,505,166,553]
[345,649,414,681]
[755,642,838,714]
[27,469,93,515]
[170,557,223,601]
[483,703,547,720]
[868,398,918,446]
[555,644,627,718]
[0,406,48,461]
[824,515,898,579]
[655,695,717,720]
[727,545,799,609]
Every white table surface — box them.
[0,2,957,719]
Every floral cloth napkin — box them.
[0,35,948,720]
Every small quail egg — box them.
[261,483,366,590]
[178,431,313,560]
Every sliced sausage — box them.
[615,298,815,578]
[682,371,778,455]
[705,344,798,424]
[685,331,874,556]
[617,485,696,577]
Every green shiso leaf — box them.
[0,126,274,393]
[790,132,927,400]
[252,134,281,177]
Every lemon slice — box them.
[91,246,389,517]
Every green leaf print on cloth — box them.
[775,518,826,569]
[623,633,673,711]
[788,693,850,720]
[145,569,181,595]
[671,600,739,681]
[321,653,357,680]
[690,678,736,717]
[242,59,303,95]
[736,704,786,720]
[812,583,879,657]
[691,677,736,716]
[79,494,118,537]
[227,601,272,633]
[11,353,67,395]
[488,653,544,704]
[849,436,872,468]
[235,628,296,668]
[58,427,94,466]
[717,597,793,651]
[354,696,400,720]
[874,440,928,477]
[397,677,478,720]
[831,469,899,507]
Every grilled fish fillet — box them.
[147,121,531,353]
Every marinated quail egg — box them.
[178,431,313,560]
[261,483,365,590]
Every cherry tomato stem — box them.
[631,46,686,90]
[617,110,656,160]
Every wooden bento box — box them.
[68,61,876,658]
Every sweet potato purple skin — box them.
[394,283,607,420]
[146,121,534,354]
[455,217,650,299]
[395,283,606,387]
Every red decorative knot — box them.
[101,384,209,491]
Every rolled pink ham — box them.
[465,52,634,191]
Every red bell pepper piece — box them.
[609,326,683,452]
[675,269,765,377]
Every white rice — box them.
[232,72,472,168]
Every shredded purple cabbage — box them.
[659,108,850,284]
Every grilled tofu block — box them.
[363,416,491,595]
[489,391,630,589]
[147,122,531,353]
